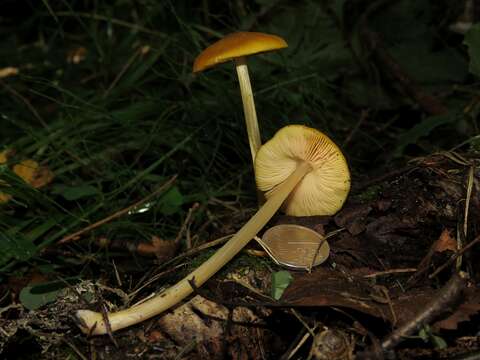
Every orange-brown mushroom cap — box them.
[255,125,350,216]
[193,32,287,72]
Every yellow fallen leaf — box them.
[0,159,54,204]
[13,159,38,183]
[0,150,11,202]
[13,159,54,188]
[0,149,11,164]
[0,67,19,79]
[0,192,12,203]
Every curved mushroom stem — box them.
[235,56,261,162]
[75,161,312,335]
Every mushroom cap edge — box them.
[193,31,288,72]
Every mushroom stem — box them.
[235,56,261,162]
[75,161,312,335]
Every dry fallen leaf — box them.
[0,149,12,203]
[433,228,457,253]
[434,289,480,330]
[136,236,178,260]
[0,150,9,164]
[0,192,12,204]
[66,47,87,64]
[13,159,54,188]
[0,158,54,204]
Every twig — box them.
[307,228,344,272]
[58,175,177,244]
[287,330,315,360]
[381,272,467,351]
[457,165,475,269]
[126,263,185,305]
[406,237,442,286]
[175,202,200,248]
[358,272,468,359]
[156,234,233,271]
[363,268,417,278]
[101,303,118,347]
[127,234,234,304]
[429,235,480,279]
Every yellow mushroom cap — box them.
[254,125,350,216]
[193,32,287,72]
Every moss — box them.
[218,251,271,278]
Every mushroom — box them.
[75,125,350,335]
[193,31,287,163]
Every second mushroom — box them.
[75,125,350,335]
[193,31,288,164]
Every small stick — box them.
[358,272,468,359]
[382,271,467,351]
[175,202,200,248]
[363,268,417,278]
[429,235,480,279]
[101,303,118,347]
[58,175,177,244]
[457,165,475,269]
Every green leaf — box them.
[418,327,429,342]
[19,281,65,310]
[394,113,457,157]
[464,24,480,77]
[158,186,183,215]
[52,184,99,201]
[271,270,293,300]
[432,335,448,349]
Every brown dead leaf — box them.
[434,289,480,330]
[282,268,394,321]
[281,268,454,326]
[66,47,87,64]
[433,228,457,253]
[136,236,178,261]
